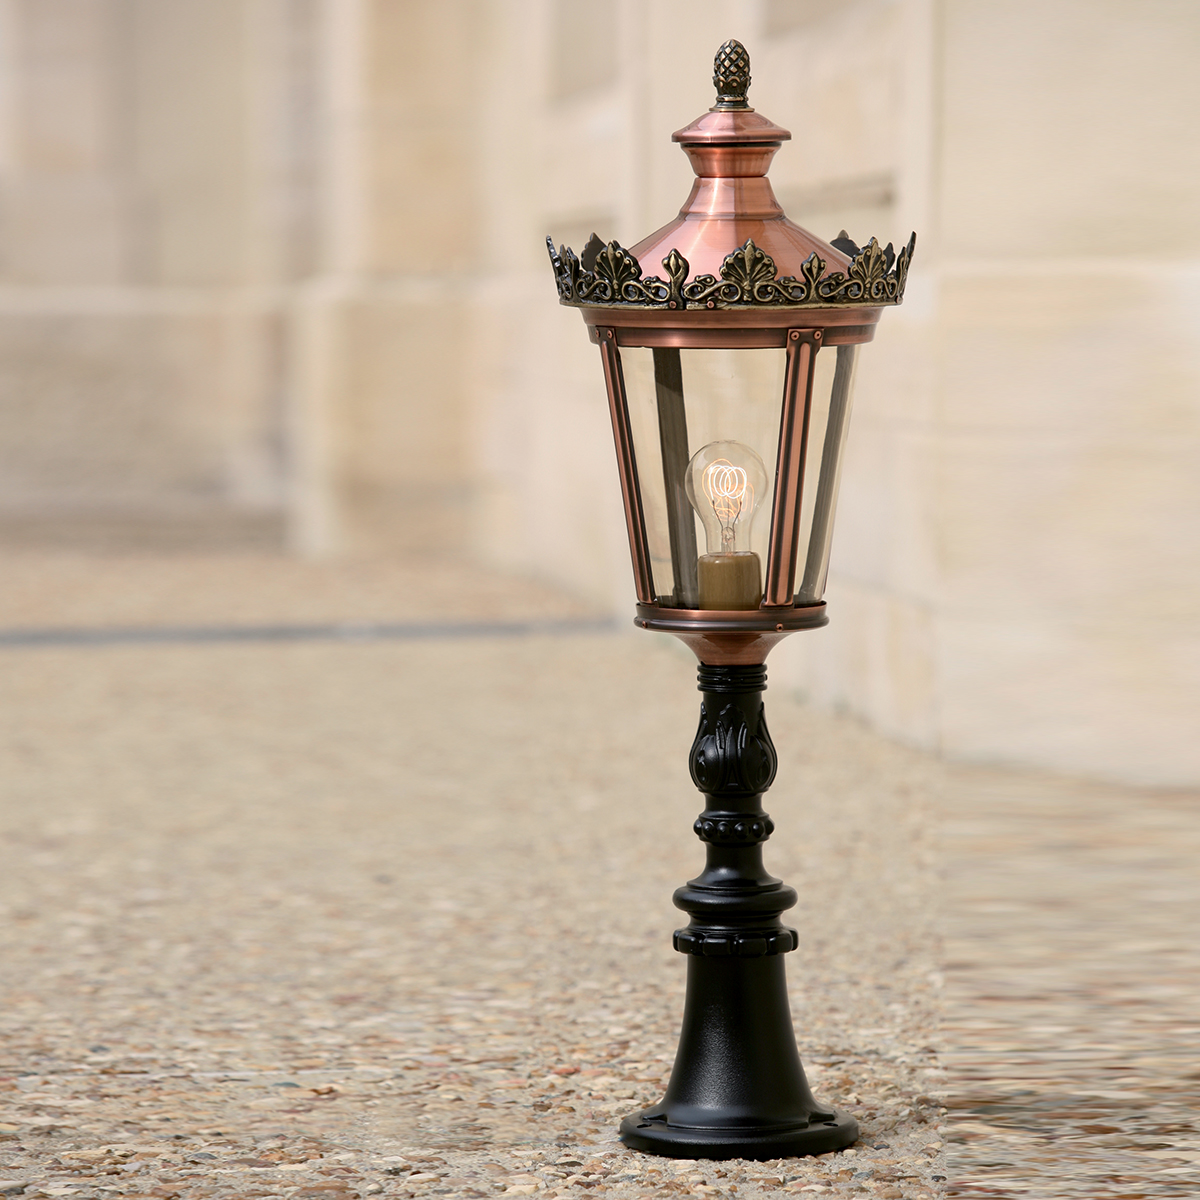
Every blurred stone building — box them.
[0,0,1196,786]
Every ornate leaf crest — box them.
[663,248,689,309]
[682,240,812,307]
[546,235,672,305]
[799,252,826,294]
[593,241,641,292]
[722,241,776,292]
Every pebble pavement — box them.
[0,554,1193,1199]
[940,767,1200,1198]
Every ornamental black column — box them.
[619,664,858,1159]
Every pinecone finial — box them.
[713,40,751,109]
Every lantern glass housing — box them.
[620,340,858,611]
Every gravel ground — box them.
[940,768,1200,1199]
[0,553,1194,1199]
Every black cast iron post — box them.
[619,663,858,1159]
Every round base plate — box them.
[619,1109,859,1160]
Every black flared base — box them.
[616,955,857,1160]
[619,1108,858,1160]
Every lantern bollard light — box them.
[547,39,915,1160]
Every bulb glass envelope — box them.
[547,40,913,663]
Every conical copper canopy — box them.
[547,40,914,321]
[633,40,848,285]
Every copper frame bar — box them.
[596,327,656,604]
[581,305,882,333]
[652,347,698,607]
[617,328,788,349]
[763,329,820,607]
[584,324,874,350]
[797,344,859,604]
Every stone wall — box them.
[0,0,313,546]
[767,0,1200,786]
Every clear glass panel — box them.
[795,343,859,604]
[623,347,785,609]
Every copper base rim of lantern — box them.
[634,602,828,666]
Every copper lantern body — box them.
[548,41,914,1160]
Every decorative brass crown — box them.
[547,231,916,311]
[547,40,916,313]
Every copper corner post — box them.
[596,326,655,605]
[545,38,914,1161]
[764,329,820,608]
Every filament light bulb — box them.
[685,440,767,610]
[702,459,752,547]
